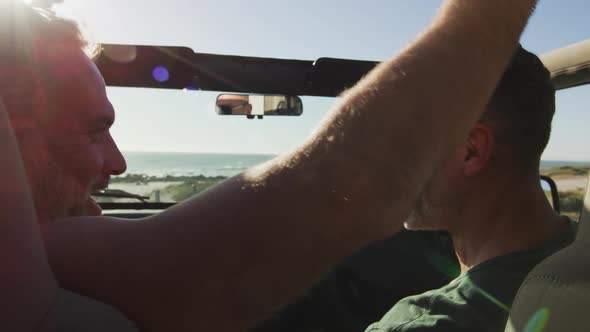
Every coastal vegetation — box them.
[103,165,590,220]
[541,166,589,220]
[541,166,590,179]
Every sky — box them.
[50,0,590,160]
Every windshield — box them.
[102,89,335,203]
[48,1,590,207]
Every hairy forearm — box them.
[168,1,539,328]
[47,0,538,331]
[327,0,536,190]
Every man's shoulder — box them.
[464,218,577,304]
[366,222,577,332]
[365,280,488,332]
[366,316,469,332]
[365,272,524,332]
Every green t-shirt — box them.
[365,221,576,332]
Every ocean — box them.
[122,151,276,177]
[121,151,590,178]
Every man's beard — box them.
[24,151,90,221]
[403,191,435,230]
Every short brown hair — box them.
[0,1,98,123]
[483,46,556,172]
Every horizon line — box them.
[119,150,590,163]
[121,150,279,156]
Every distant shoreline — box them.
[121,152,588,164]
[111,164,590,186]
[540,160,590,169]
[115,151,590,179]
[109,165,590,197]
[110,173,227,184]
[541,166,589,193]
[122,150,278,158]
[103,167,589,218]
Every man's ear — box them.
[463,124,494,177]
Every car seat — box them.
[504,172,590,332]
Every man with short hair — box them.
[364,46,575,332]
[1,4,137,331]
[0,5,126,222]
[0,0,541,331]
[252,46,576,332]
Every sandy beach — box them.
[554,176,588,192]
[108,181,182,202]
[101,170,589,206]
[106,176,589,200]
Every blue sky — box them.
[53,0,590,160]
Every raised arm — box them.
[0,99,57,330]
[46,1,539,331]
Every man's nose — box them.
[104,132,127,176]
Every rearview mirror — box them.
[215,94,303,118]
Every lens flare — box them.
[524,308,550,332]
[152,66,170,83]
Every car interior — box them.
[88,38,590,332]
[506,166,590,332]
[4,1,586,330]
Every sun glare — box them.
[20,0,67,9]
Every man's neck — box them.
[449,175,567,273]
